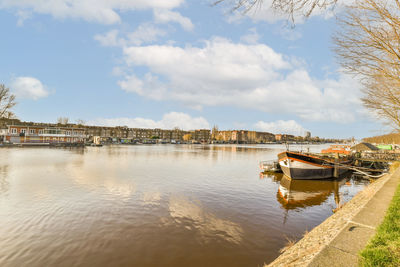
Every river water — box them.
[0,144,369,267]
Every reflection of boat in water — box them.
[278,151,351,180]
[259,171,284,183]
[277,175,342,210]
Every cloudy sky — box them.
[0,0,385,138]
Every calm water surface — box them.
[0,144,369,267]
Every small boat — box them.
[259,160,282,173]
[321,144,351,155]
[277,151,351,180]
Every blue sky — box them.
[0,0,385,138]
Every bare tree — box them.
[76,119,86,126]
[57,117,69,125]
[334,0,400,129]
[214,0,338,22]
[216,0,400,129]
[363,76,400,129]
[0,84,16,119]
[211,125,219,140]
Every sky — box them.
[0,0,387,139]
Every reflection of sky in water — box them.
[142,191,162,205]
[70,165,137,199]
[0,165,9,195]
[168,195,243,245]
[0,144,369,267]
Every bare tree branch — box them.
[0,84,16,120]
[57,117,69,125]
[216,0,400,130]
[214,0,338,23]
[334,0,400,129]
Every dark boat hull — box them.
[278,151,349,180]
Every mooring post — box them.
[334,153,339,178]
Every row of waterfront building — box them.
[0,119,321,145]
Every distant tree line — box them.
[363,133,400,144]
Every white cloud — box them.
[254,120,307,136]
[118,73,167,100]
[94,23,167,47]
[123,37,290,82]
[94,29,121,46]
[111,66,126,76]
[240,28,260,44]
[10,76,49,100]
[127,23,167,45]
[153,9,194,31]
[89,112,210,130]
[118,37,363,123]
[15,9,31,26]
[0,0,185,24]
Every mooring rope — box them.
[330,161,388,178]
[347,167,387,178]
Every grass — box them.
[280,235,297,253]
[359,180,400,266]
[279,230,309,254]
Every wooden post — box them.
[333,153,339,178]
[332,180,340,212]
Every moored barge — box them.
[278,151,350,180]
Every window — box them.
[39,130,43,134]
[30,129,35,134]
[21,129,26,134]
[11,128,17,134]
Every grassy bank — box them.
[359,165,400,267]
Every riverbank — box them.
[267,164,400,266]
[359,173,400,266]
